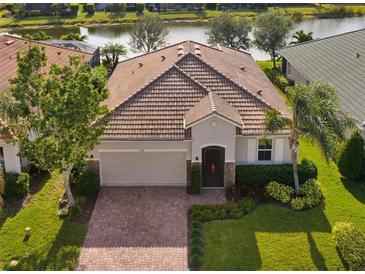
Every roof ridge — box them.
[180,52,277,112]
[208,91,216,112]
[116,40,188,65]
[2,34,94,56]
[280,27,365,51]
[172,63,212,94]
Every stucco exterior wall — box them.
[286,62,308,86]
[191,116,236,163]
[0,141,21,173]
[235,135,291,164]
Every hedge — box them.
[189,198,256,269]
[189,164,201,194]
[4,172,30,199]
[333,222,365,270]
[236,159,317,192]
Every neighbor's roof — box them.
[43,39,99,54]
[279,28,365,124]
[184,91,243,128]
[0,34,93,91]
[103,41,290,140]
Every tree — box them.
[207,12,252,51]
[24,31,52,41]
[253,10,292,67]
[265,82,352,194]
[0,164,4,209]
[129,14,169,53]
[290,30,313,45]
[61,32,87,41]
[101,42,127,72]
[135,3,144,15]
[337,131,365,181]
[107,3,126,14]
[0,46,109,206]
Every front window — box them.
[258,139,272,161]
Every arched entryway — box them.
[202,146,225,187]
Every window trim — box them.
[257,138,273,162]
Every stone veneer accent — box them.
[224,162,236,188]
[87,160,100,177]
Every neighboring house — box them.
[0,34,95,172]
[43,40,100,66]
[279,28,365,139]
[89,41,291,188]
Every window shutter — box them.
[274,138,284,163]
[247,139,256,163]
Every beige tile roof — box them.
[184,91,243,128]
[0,34,93,92]
[103,40,290,140]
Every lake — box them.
[4,16,365,60]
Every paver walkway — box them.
[77,187,226,270]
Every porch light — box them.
[90,154,94,159]
[25,227,31,237]
[195,156,199,161]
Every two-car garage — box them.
[99,150,187,186]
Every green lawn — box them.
[0,4,364,28]
[0,172,87,270]
[202,139,365,270]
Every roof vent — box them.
[195,49,201,56]
[178,49,185,57]
[240,66,245,71]
[177,45,184,50]
[5,40,14,46]
[356,52,360,58]
[257,89,263,96]
[138,62,143,68]
[161,55,166,61]
[216,43,222,51]
[194,44,200,50]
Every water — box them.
[5,16,365,60]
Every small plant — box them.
[4,172,30,199]
[57,197,70,218]
[333,222,365,270]
[265,181,294,203]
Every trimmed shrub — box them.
[290,197,306,211]
[71,168,100,196]
[84,4,95,15]
[236,159,317,192]
[333,222,365,270]
[337,131,365,181]
[4,172,30,199]
[190,164,201,194]
[300,179,322,208]
[265,181,294,203]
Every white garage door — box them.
[100,151,187,186]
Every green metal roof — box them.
[279,28,365,124]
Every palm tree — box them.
[101,42,127,72]
[265,81,352,195]
[61,32,87,42]
[290,30,313,45]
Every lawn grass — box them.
[0,172,87,270]
[202,139,365,270]
[0,4,364,28]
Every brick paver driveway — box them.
[77,187,226,271]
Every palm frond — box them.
[264,108,292,134]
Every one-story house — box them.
[0,34,96,172]
[89,41,292,188]
[279,28,365,139]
